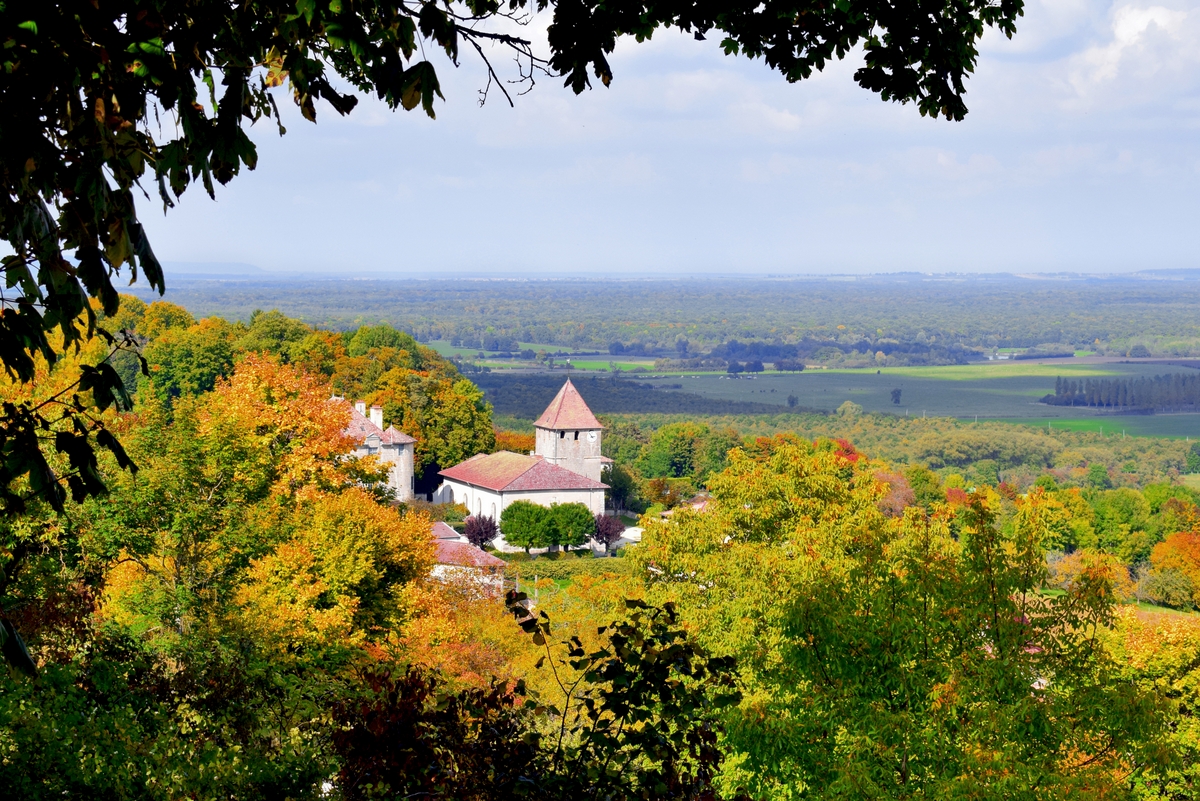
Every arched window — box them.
[574,431,579,440]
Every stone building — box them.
[437,379,609,519]
[342,399,416,502]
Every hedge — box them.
[501,556,632,581]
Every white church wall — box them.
[443,480,605,519]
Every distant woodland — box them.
[136,275,1200,366]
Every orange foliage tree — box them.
[493,429,535,454]
[1150,529,1200,606]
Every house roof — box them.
[435,540,507,568]
[382,425,416,445]
[533,379,603,431]
[431,521,462,541]
[439,451,608,492]
[338,399,415,445]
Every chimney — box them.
[354,400,366,415]
[369,405,384,429]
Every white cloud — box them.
[1068,4,1196,98]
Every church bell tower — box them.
[533,379,607,482]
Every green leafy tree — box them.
[903,464,943,511]
[501,500,551,553]
[603,463,642,513]
[236,309,311,357]
[348,324,418,357]
[1186,442,1200,473]
[1087,463,1113,489]
[143,317,237,402]
[1088,487,1155,563]
[549,502,596,550]
[636,421,737,483]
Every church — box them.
[437,379,610,519]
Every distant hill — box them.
[473,373,790,419]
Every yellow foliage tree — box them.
[236,489,435,660]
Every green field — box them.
[562,360,651,371]
[630,362,1200,437]
[991,417,1200,439]
[425,340,610,358]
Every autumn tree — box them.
[494,429,536,454]
[0,351,448,795]
[594,513,626,552]
[1149,530,1200,608]
[330,331,495,483]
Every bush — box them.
[502,557,632,581]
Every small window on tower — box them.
[574,432,579,440]
[560,431,565,439]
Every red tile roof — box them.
[431,521,462,541]
[534,379,603,430]
[439,451,607,492]
[435,540,507,568]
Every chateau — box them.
[438,379,609,519]
[341,400,416,501]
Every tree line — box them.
[1045,373,1200,411]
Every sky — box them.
[140,0,1200,276]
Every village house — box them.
[340,399,416,502]
[437,379,609,520]
[429,521,506,590]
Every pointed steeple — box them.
[534,379,603,430]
